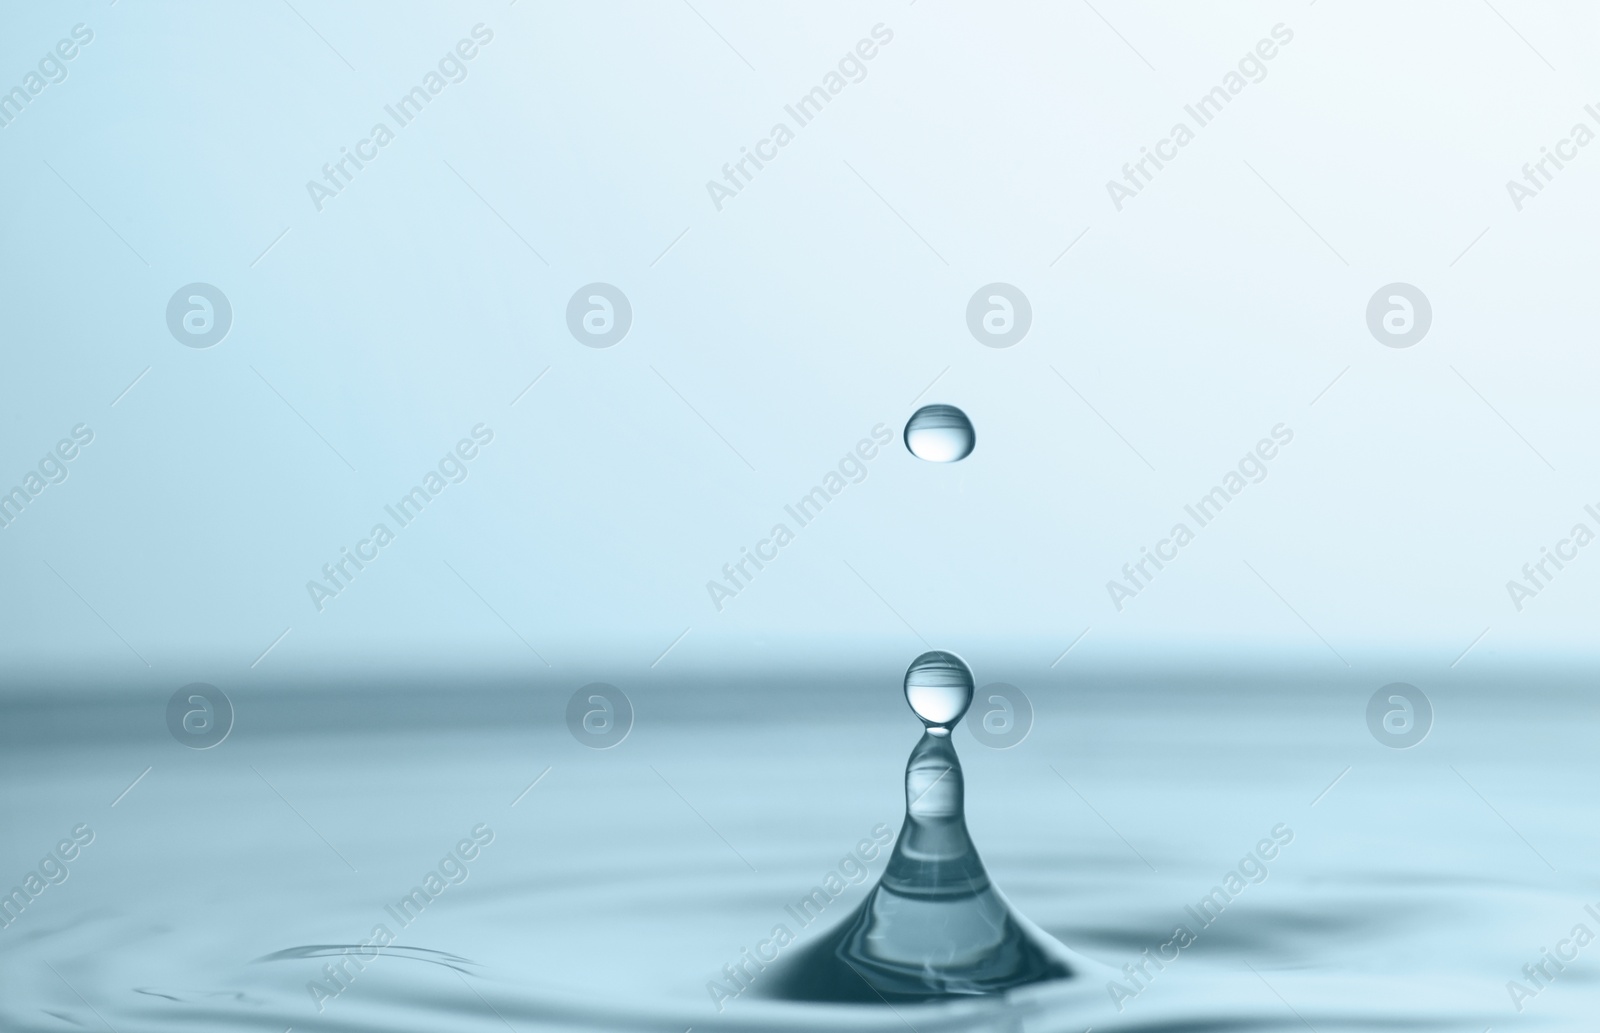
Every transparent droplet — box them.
[904,405,975,463]
[769,669,1086,1004]
[903,651,975,733]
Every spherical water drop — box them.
[903,651,975,733]
[904,405,975,463]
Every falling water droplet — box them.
[903,651,975,734]
[903,405,975,463]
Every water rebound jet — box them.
[769,651,1088,1003]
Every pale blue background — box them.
[2,0,1596,688]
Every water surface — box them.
[1,669,1593,1030]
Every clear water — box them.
[2,669,1594,1031]
[771,728,1083,1003]
[903,405,976,463]
[903,650,976,733]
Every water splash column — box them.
[769,652,1077,1002]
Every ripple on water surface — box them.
[0,675,1593,1031]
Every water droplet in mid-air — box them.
[903,404,975,463]
[903,651,975,733]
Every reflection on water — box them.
[258,943,477,974]
[0,670,1595,1031]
